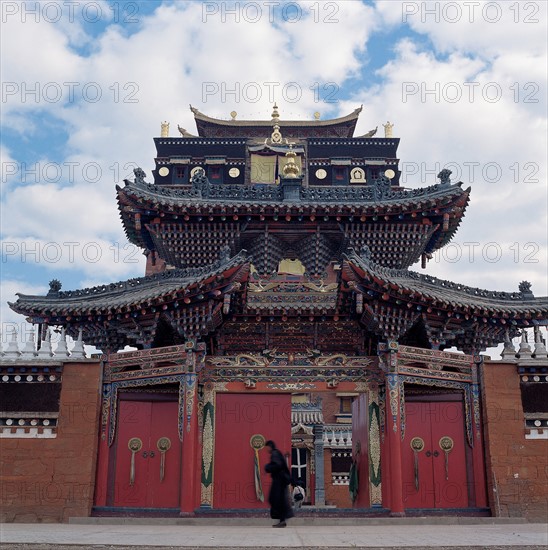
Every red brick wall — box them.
[320,392,341,423]
[0,361,102,522]
[323,451,352,508]
[482,361,548,520]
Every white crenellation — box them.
[517,330,532,358]
[37,329,54,359]
[71,329,86,358]
[533,326,547,358]
[20,332,37,358]
[4,330,21,358]
[55,328,70,358]
[500,330,517,361]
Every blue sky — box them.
[1,0,547,354]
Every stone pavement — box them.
[1,521,547,549]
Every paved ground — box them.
[1,522,547,549]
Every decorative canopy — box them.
[117,169,470,272]
[10,252,250,351]
[342,249,548,352]
[190,105,363,138]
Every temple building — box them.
[1,105,547,521]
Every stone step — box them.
[69,516,527,526]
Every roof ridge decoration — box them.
[189,104,363,127]
[13,249,249,302]
[345,247,544,303]
[121,167,466,204]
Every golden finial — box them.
[282,142,300,179]
[314,111,321,120]
[160,121,169,137]
[271,103,280,122]
[230,111,237,120]
[383,121,394,138]
[270,104,282,143]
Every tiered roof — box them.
[342,249,547,352]
[8,106,547,354]
[117,169,469,272]
[191,105,363,138]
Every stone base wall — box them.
[0,361,102,522]
[482,361,548,520]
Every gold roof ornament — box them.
[270,103,282,143]
[230,111,237,120]
[160,121,169,137]
[271,103,280,122]
[282,142,300,179]
[314,111,321,120]
[383,121,394,138]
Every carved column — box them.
[180,344,205,514]
[385,342,405,515]
[471,356,487,507]
[313,424,325,506]
[200,383,216,508]
[367,385,382,507]
[181,372,198,514]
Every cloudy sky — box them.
[1,0,546,355]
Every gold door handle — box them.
[439,436,454,480]
[128,437,143,486]
[410,437,425,491]
[250,434,265,502]
[157,437,171,482]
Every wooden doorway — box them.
[402,395,469,509]
[213,393,292,509]
[110,397,182,509]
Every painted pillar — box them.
[313,424,325,506]
[94,380,111,507]
[471,357,487,507]
[368,385,382,507]
[180,372,198,513]
[386,369,405,516]
[180,344,205,514]
[200,384,215,508]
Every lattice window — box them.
[0,366,62,438]
[331,450,352,485]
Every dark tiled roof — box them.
[191,105,363,138]
[344,250,548,316]
[10,252,248,317]
[118,171,469,207]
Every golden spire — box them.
[282,142,300,179]
[271,103,280,122]
[270,104,282,143]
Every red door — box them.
[402,400,468,509]
[351,393,370,507]
[112,400,181,508]
[214,393,292,509]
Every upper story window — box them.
[333,167,348,186]
[172,166,187,185]
[208,165,223,183]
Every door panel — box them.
[351,394,370,507]
[431,402,468,508]
[113,401,151,507]
[402,400,468,509]
[148,401,182,508]
[112,399,181,509]
[402,402,434,508]
[214,394,291,509]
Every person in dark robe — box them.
[264,440,294,528]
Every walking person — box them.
[264,440,294,528]
[292,479,306,511]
